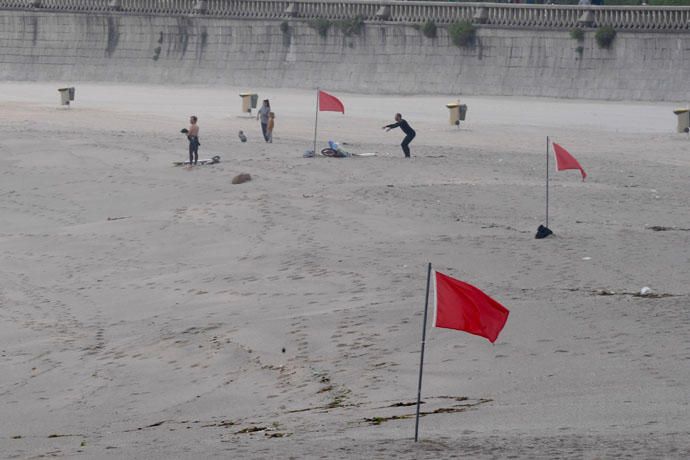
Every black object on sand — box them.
[180,128,189,134]
[535,225,553,239]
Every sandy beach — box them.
[0,82,688,459]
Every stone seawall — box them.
[1,10,688,101]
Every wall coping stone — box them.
[1,1,690,31]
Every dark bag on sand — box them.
[535,225,553,239]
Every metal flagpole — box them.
[313,88,319,155]
[414,262,433,442]
[546,136,550,228]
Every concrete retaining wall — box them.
[1,10,689,101]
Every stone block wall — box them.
[0,10,688,101]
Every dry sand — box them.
[0,82,688,459]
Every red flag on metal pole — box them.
[313,89,345,155]
[318,90,345,113]
[553,142,587,181]
[415,266,510,442]
[433,271,510,343]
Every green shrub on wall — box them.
[648,0,690,4]
[595,26,616,49]
[448,21,476,48]
[570,28,584,41]
[543,0,690,4]
[309,19,331,38]
[598,0,690,4]
[421,20,437,39]
[335,16,365,37]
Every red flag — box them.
[553,142,586,181]
[433,271,509,343]
[318,90,344,114]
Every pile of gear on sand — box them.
[304,141,351,158]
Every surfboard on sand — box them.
[173,155,221,166]
[320,149,377,158]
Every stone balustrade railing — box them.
[1,0,689,31]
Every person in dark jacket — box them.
[256,99,271,142]
[383,113,416,158]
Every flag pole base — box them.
[535,225,553,239]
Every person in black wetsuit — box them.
[383,113,416,158]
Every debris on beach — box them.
[592,288,674,299]
[364,397,492,426]
[232,173,252,184]
[235,425,268,434]
[638,286,653,296]
[647,225,690,232]
[632,290,674,299]
[233,424,290,438]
